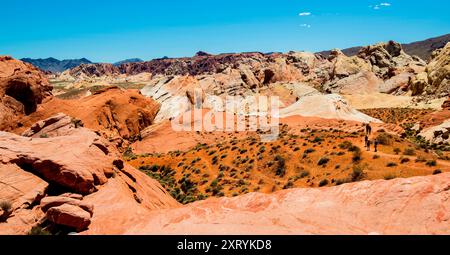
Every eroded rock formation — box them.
[0,56,52,128]
[0,114,178,234]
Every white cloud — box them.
[370,2,391,10]
[300,24,311,28]
[298,12,311,16]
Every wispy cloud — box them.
[300,24,311,28]
[298,12,312,16]
[369,2,392,10]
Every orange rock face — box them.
[0,114,178,234]
[123,173,450,235]
[0,56,52,128]
[11,86,160,141]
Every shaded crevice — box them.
[5,80,37,115]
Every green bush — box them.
[352,148,362,163]
[351,164,366,181]
[403,148,416,156]
[376,133,394,145]
[386,162,398,167]
[28,226,51,236]
[318,179,329,187]
[338,141,353,150]
[274,155,286,177]
[317,157,330,166]
[426,160,437,167]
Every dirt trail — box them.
[356,141,450,167]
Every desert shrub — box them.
[71,118,84,128]
[318,179,329,187]
[304,148,315,154]
[312,136,323,143]
[386,162,398,167]
[317,157,330,166]
[351,164,366,182]
[27,226,51,236]
[383,174,396,180]
[372,154,380,159]
[293,147,300,151]
[122,147,137,160]
[376,133,394,145]
[433,169,442,175]
[352,148,362,163]
[415,156,427,162]
[0,200,12,212]
[335,179,348,185]
[426,160,437,167]
[393,148,401,155]
[283,181,294,189]
[339,141,353,150]
[400,157,410,164]
[274,155,286,177]
[299,170,310,178]
[403,148,416,156]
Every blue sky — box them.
[1,0,449,62]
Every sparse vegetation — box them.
[317,157,330,166]
[319,179,329,187]
[0,200,12,212]
[376,133,394,146]
[28,226,51,236]
[426,160,437,167]
[386,162,398,167]
[403,148,416,156]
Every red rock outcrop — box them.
[10,87,160,142]
[0,56,52,128]
[0,114,179,234]
[46,203,92,232]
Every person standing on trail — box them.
[366,139,371,151]
[364,135,369,149]
[374,139,379,153]
[365,123,372,136]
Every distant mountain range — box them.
[113,58,144,66]
[318,33,450,61]
[21,57,144,73]
[20,57,92,73]
[21,34,449,73]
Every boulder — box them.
[40,196,94,216]
[46,203,91,232]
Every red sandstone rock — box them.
[0,56,52,129]
[46,203,91,232]
[40,196,94,216]
[119,173,450,235]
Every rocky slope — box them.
[109,172,450,235]
[0,114,178,235]
[7,86,160,145]
[0,56,52,128]
[409,43,450,99]
[1,114,448,235]
[319,33,450,61]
